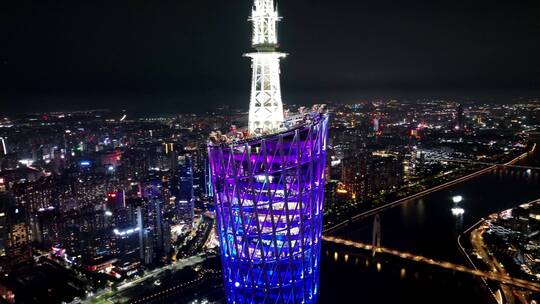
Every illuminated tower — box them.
[209,2,329,302]
[209,113,328,304]
[247,0,286,134]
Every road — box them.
[466,199,540,304]
[84,255,206,304]
[470,223,517,304]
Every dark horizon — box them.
[3,88,540,117]
[1,0,540,114]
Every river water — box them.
[319,147,540,303]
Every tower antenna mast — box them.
[246,0,286,134]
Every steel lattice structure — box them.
[208,113,329,304]
[247,0,286,134]
[250,0,280,46]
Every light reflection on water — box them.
[319,149,540,303]
[400,268,406,279]
[327,249,429,288]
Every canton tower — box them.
[246,0,286,134]
[208,1,329,303]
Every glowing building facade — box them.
[209,112,328,303]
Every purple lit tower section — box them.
[208,113,329,303]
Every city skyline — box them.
[0,1,539,303]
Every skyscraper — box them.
[140,179,171,264]
[0,192,31,272]
[208,2,329,302]
[455,104,465,131]
[172,155,195,224]
[247,0,286,134]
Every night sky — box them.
[1,0,539,114]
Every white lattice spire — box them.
[250,0,280,46]
[247,0,286,134]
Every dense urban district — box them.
[0,99,538,303]
[462,199,540,304]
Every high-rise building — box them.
[0,192,32,272]
[134,178,173,264]
[208,3,328,303]
[172,156,195,224]
[246,0,286,134]
[455,104,465,131]
[107,190,126,212]
[373,117,380,133]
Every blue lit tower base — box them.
[208,113,329,304]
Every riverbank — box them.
[457,219,500,303]
[458,198,540,304]
[324,143,538,235]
